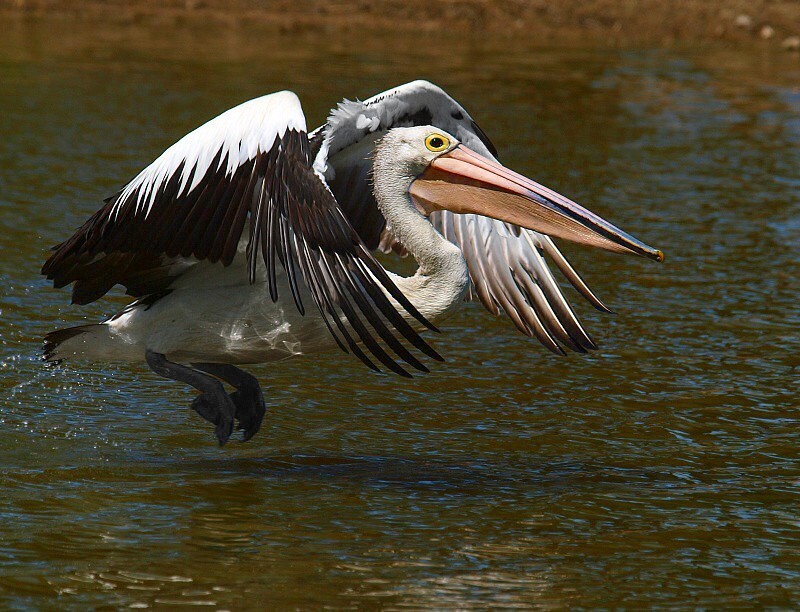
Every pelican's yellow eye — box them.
[425,133,450,152]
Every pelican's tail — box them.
[43,323,122,363]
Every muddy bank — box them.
[2,0,800,48]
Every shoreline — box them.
[2,0,800,50]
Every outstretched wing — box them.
[42,91,441,376]
[311,80,611,356]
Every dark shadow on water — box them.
[140,451,669,493]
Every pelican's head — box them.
[375,125,663,262]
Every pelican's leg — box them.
[190,363,266,442]
[145,349,235,446]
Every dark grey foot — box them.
[189,394,235,444]
[189,390,263,442]
[145,349,236,446]
[191,363,266,442]
[230,388,266,442]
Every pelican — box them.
[42,80,663,445]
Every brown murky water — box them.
[1,17,799,608]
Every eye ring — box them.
[425,133,450,152]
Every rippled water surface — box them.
[1,18,799,608]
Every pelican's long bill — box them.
[409,145,664,262]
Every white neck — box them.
[372,157,470,324]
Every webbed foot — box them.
[230,387,266,442]
[190,393,236,445]
[191,362,267,443]
[145,349,236,446]
[191,387,265,443]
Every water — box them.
[1,17,799,607]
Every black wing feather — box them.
[42,128,440,375]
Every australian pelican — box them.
[42,80,663,445]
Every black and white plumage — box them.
[313,80,610,355]
[43,91,438,374]
[42,80,663,445]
